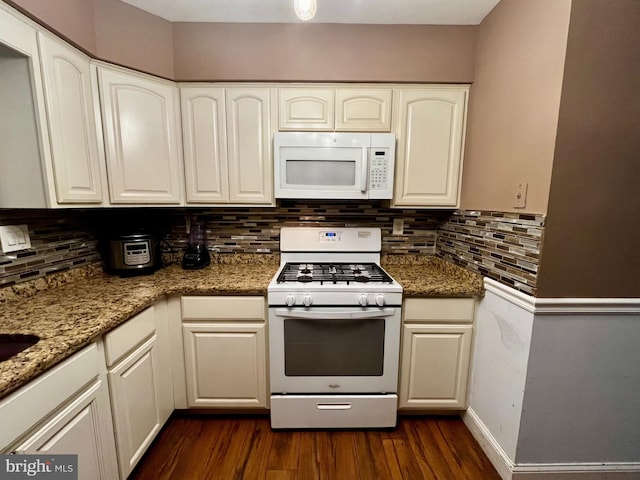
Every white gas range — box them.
[268,227,403,429]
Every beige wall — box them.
[7,0,97,53]
[6,1,475,83]
[93,0,174,78]
[537,0,640,298]
[172,23,476,82]
[459,0,571,214]
[7,0,174,78]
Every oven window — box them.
[286,160,356,186]
[284,318,385,376]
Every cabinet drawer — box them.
[403,298,474,323]
[271,394,398,429]
[181,296,265,321]
[104,305,155,367]
[0,343,99,451]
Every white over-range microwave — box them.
[274,132,395,200]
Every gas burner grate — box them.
[276,262,393,285]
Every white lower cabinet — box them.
[14,378,118,480]
[399,298,474,410]
[0,343,119,480]
[181,296,268,408]
[104,301,173,479]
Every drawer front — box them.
[403,298,475,323]
[181,296,265,321]
[104,305,155,367]
[270,394,397,429]
[0,343,99,451]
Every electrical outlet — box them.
[392,218,404,235]
[0,224,31,253]
[514,183,528,209]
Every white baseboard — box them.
[463,408,640,480]
[462,407,515,480]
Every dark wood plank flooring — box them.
[129,414,500,480]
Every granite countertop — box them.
[0,254,483,400]
[381,255,485,297]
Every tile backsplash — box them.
[438,210,544,295]
[160,201,445,256]
[0,205,545,296]
[0,202,445,287]
[0,209,101,287]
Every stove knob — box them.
[286,294,296,307]
[375,294,385,307]
[358,294,368,307]
[302,294,313,307]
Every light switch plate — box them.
[514,183,528,209]
[0,224,31,253]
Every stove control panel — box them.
[318,231,342,242]
[275,292,396,307]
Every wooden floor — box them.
[129,414,500,480]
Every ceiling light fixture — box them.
[294,0,317,21]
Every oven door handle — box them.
[274,308,396,320]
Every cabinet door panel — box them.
[15,379,118,480]
[279,88,334,131]
[399,324,472,409]
[108,335,162,479]
[226,88,273,204]
[183,323,267,408]
[98,67,182,204]
[393,88,467,207]
[38,34,103,203]
[336,88,392,131]
[181,87,229,203]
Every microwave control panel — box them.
[369,148,393,197]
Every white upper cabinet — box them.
[0,6,55,208]
[279,87,335,131]
[335,88,392,131]
[38,33,104,204]
[225,88,275,204]
[180,87,229,203]
[278,87,392,132]
[392,87,468,208]
[180,86,274,205]
[97,65,183,204]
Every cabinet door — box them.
[180,87,229,203]
[14,379,118,480]
[336,88,392,132]
[108,335,163,479]
[278,87,334,131]
[38,34,104,204]
[183,323,267,408]
[399,324,472,409]
[98,66,183,204]
[393,88,467,207]
[226,88,274,204]
[0,7,56,209]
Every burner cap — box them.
[297,275,313,283]
[353,275,370,283]
[300,268,311,274]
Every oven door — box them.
[268,307,401,394]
